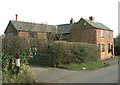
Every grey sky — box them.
[0,0,119,37]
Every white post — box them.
[16,53,20,74]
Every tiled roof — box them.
[9,17,112,34]
[56,18,112,34]
[83,18,112,31]
[10,20,56,33]
[57,23,76,34]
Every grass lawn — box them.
[66,62,106,71]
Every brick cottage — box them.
[4,15,114,60]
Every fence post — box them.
[50,42,56,67]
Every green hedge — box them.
[54,41,100,67]
[2,36,100,67]
[30,41,100,67]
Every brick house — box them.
[4,20,56,40]
[4,16,114,60]
[57,16,114,60]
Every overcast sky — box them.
[0,0,119,37]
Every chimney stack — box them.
[16,14,18,21]
[70,18,75,24]
[89,16,95,21]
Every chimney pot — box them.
[89,16,95,21]
[70,18,75,24]
[16,14,18,21]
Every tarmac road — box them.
[31,61,118,83]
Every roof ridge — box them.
[9,20,56,32]
[10,20,54,26]
[57,22,77,26]
[82,18,112,31]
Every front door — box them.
[111,45,113,55]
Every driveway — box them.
[31,61,118,83]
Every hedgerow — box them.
[2,35,100,72]
[30,40,100,67]
[54,41,100,67]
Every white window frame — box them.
[107,31,110,38]
[101,30,104,38]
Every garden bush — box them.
[54,41,100,67]
[2,64,36,83]
[2,35,29,56]
[2,53,36,83]
[29,40,100,67]
[2,36,36,83]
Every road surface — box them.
[31,62,118,83]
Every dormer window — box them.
[101,30,104,38]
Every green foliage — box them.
[2,36,36,83]
[2,52,29,73]
[30,39,54,66]
[30,41,100,67]
[2,35,29,56]
[2,64,36,83]
[2,54,36,83]
[54,41,100,67]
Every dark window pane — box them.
[102,44,105,52]
[108,44,110,53]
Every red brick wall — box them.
[71,18,114,60]
[38,33,47,39]
[96,29,114,60]
[18,32,29,38]
[18,32,48,44]
[71,18,96,44]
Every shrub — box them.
[2,53,36,83]
[30,41,100,67]
[2,64,36,83]
[54,41,100,67]
[2,36,37,83]
[2,35,29,56]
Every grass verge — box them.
[66,62,106,71]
